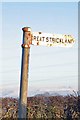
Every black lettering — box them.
[50,37,52,42]
[68,39,74,43]
[65,39,68,43]
[37,36,39,41]
[42,37,45,41]
[56,38,60,43]
[34,36,36,40]
[60,39,62,43]
[52,38,55,43]
[46,37,49,42]
[61,39,64,43]
[40,37,42,41]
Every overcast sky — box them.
[1,2,78,97]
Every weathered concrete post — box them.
[18,27,32,119]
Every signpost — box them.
[18,27,32,119]
[18,27,75,119]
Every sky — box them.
[1,2,78,97]
[1,0,79,2]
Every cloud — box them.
[0,82,78,98]
[0,85,19,98]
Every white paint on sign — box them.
[32,32,75,47]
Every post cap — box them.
[22,27,31,32]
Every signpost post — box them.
[18,27,32,119]
[18,27,75,119]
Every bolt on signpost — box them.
[18,27,32,119]
[18,27,75,119]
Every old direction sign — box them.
[32,32,75,47]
